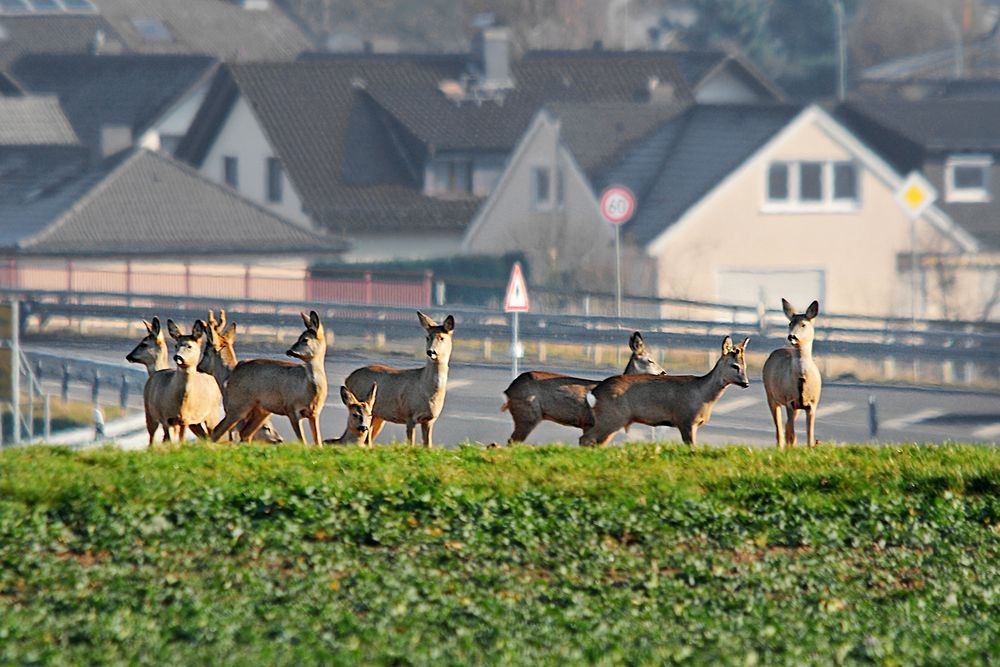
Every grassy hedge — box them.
[1,443,999,665]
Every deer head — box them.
[781,299,819,349]
[286,311,326,362]
[340,384,377,438]
[625,331,666,375]
[167,319,207,370]
[417,311,455,363]
[126,317,167,369]
[720,335,751,388]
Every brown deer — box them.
[502,331,666,443]
[126,317,174,444]
[211,311,328,445]
[323,385,377,446]
[580,336,750,446]
[198,309,283,443]
[344,311,454,447]
[762,299,822,449]
[161,319,223,442]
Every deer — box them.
[198,309,283,443]
[160,319,223,443]
[501,331,666,443]
[126,317,174,445]
[580,336,750,446]
[762,299,822,449]
[323,385,377,446]
[211,311,328,445]
[343,311,454,447]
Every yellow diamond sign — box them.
[895,171,937,219]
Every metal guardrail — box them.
[5,286,999,367]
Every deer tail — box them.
[500,400,510,413]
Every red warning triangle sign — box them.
[504,262,530,312]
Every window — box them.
[130,17,171,42]
[946,154,992,202]
[532,166,551,209]
[763,160,860,211]
[555,167,564,208]
[266,157,283,203]
[223,156,238,189]
[833,162,857,201]
[428,158,473,197]
[767,162,789,201]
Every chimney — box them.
[100,124,133,158]
[472,25,514,91]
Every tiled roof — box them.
[177,52,711,234]
[11,54,216,154]
[0,95,79,145]
[3,148,345,257]
[0,15,120,69]
[607,105,802,246]
[839,98,1000,153]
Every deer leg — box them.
[176,423,188,444]
[784,406,798,448]
[288,415,305,443]
[769,401,784,450]
[212,409,249,442]
[580,422,616,447]
[189,423,207,440]
[146,415,158,447]
[369,417,386,444]
[308,415,321,446]
[239,411,271,443]
[678,423,695,446]
[805,405,817,447]
[405,420,416,446]
[420,421,432,448]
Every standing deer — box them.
[344,311,454,447]
[580,336,750,446]
[762,299,822,449]
[502,331,666,443]
[211,311,328,445]
[198,309,282,443]
[324,385,377,446]
[161,319,223,442]
[126,317,173,444]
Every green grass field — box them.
[1,443,999,665]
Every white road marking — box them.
[448,379,473,389]
[883,408,945,431]
[973,423,1000,440]
[820,401,854,418]
[712,396,758,415]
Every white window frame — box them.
[945,154,992,203]
[762,159,860,213]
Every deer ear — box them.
[417,311,435,330]
[192,320,206,339]
[166,319,182,340]
[442,315,455,333]
[629,331,644,353]
[721,336,734,355]
[300,311,311,329]
[739,337,750,351]
[309,310,321,332]
[364,382,377,406]
[142,319,153,334]
[805,300,819,320]
[150,317,161,336]
[781,298,796,321]
[222,322,237,343]
[340,385,356,406]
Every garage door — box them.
[717,269,825,309]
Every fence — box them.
[0,263,433,308]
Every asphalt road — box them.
[30,340,1000,448]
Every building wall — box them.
[650,118,965,317]
[345,232,465,262]
[694,65,767,104]
[199,95,312,229]
[144,80,212,155]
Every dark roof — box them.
[0,95,79,145]
[177,52,714,234]
[1,148,345,257]
[10,54,216,153]
[839,98,1000,154]
[604,105,802,246]
[0,15,120,69]
[545,102,689,177]
[0,2,311,66]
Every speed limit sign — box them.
[599,186,636,225]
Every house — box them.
[174,35,781,261]
[0,145,346,302]
[0,0,312,68]
[8,54,218,158]
[836,97,1000,319]
[463,102,982,319]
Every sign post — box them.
[503,261,530,379]
[599,186,636,322]
[894,172,937,327]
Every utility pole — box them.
[833,0,847,101]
